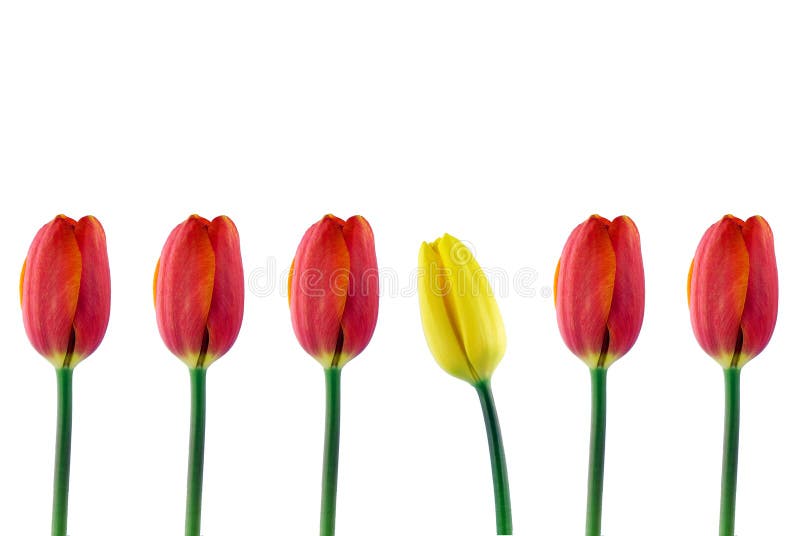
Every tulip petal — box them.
[553,259,560,304]
[71,216,111,363]
[19,259,26,305]
[689,216,749,364]
[605,216,645,364]
[287,258,294,304]
[155,215,215,364]
[290,215,349,367]
[339,216,379,365]
[418,241,475,383]
[555,216,615,365]
[205,216,245,364]
[153,259,160,306]
[434,234,506,381]
[21,215,81,364]
[739,216,778,363]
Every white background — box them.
[1,2,798,535]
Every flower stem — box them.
[719,367,741,536]
[475,380,513,535]
[320,367,342,536]
[586,367,607,536]
[185,367,207,536]
[51,367,73,536]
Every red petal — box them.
[155,215,215,363]
[606,216,645,362]
[339,216,379,363]
[21,215,81,363]
[205,216,245,363]
[555,215,615,363]
[289,215,349,365]
[689,216,749,362]
[739,216,778,362]
[71,216,111,363]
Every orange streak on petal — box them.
[153,259,160,307]
[555,216,615,362]
[21,216,81,363]
[19,259,26,306]
[155,216,215,362]
[287,258,294,304]
[289,215,349,363]
[553,258,560,305]
[689,216,749,361]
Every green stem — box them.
[51,367,73,536]
[586,367,607,536]
[719,367,741,536]
[185,367,207,536]
[475,380,513,535]
[320,367,342,536]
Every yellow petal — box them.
[433,234,506,381]
[418,240,475,383]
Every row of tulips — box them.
[19,212,777,536]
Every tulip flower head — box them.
[688,215,778,369]
[418,233,506,384]
[288,214,379,369]
[154,215,245,369]
[21,215,111,369]
[554,215,645,369]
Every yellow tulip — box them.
[417,233,512,533]
[418,233,507,384]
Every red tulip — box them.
[20,215,111,368]
[289,214,378,368]
[555,215,645,368]
[154,215,244,368]
[688,215,778,368]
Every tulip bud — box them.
[688,215,778,368]
[554,215,645,369]
[20,215,111,369]
[418,233,506,384]
[154,215,245,368]
[288,214,379,368]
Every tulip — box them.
[418,233,506,384]
[21,214,111,369]
[154,214,244,536]
[687,215,778,536]
[154,214,245,369]
[20,214,110,536]
[688,215,778,369]
[554,215,644,536]
[418,233,512,535]
[554,215,645,369]
[288,214,378,536]
[288,214,379,369]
